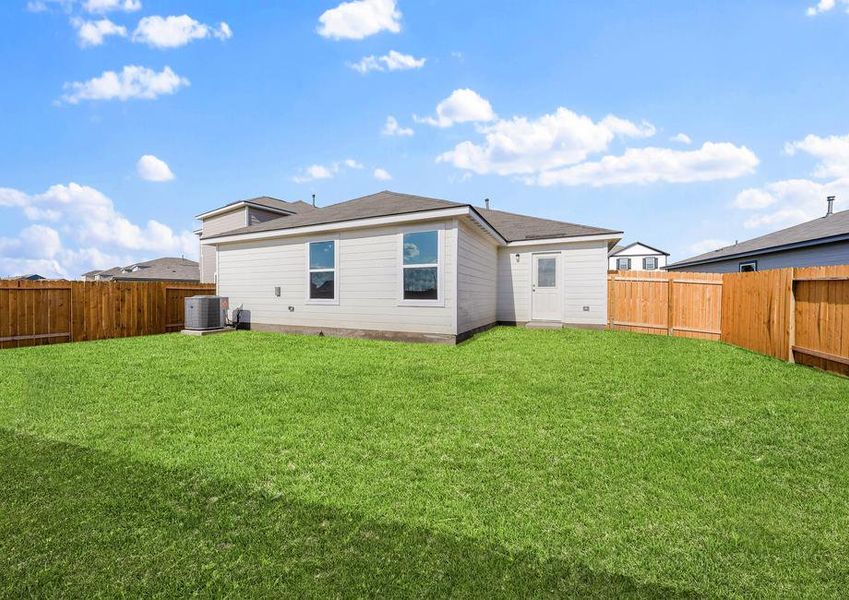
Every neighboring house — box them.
[199,190,622,343]
[8,274,46,281]
[608,242,669,271]
[668,198,849,273]
[83,257,200,282]
[195,196,316,283]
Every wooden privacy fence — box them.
[608,271,723,341]
[0,280,215,350]
[609,266,849,377]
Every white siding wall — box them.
[608,253,668,271]
[497,240,609,325]
[199,209,248,284]
[200,244,216,284]
[215,220,458,335]
[457,220,498,333]
[203,209,248,236]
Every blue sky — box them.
[1,0,848,277]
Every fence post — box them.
[787,268,796,363]
[667,276,674,336]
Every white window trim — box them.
[617,257,631,270]
[643,256,658,270]
[739,260,758,272]
[305,237,340,305]
[398,224,445,307]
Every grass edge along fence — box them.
[0,280,215,350]
[609,265,849,377]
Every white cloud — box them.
[438,107,656,176]
[416,88,496,128]
[350,50,425,74]
[373,168,392,181]
[136,155,175,182]
[671,133,692,145]
[533,142,759,187]
[784,133,849,179]
[132,15,232,49]
[0,183,196,278]
[72,17,126,47]
[317,0,401,40]
[84,0,141,13]
[382,115,414,136]
[806,0,844,15]
[293,165,334,183]
[292,159,364,183]
[734,178,847,229]
[733,188,776,209]
[60,65,189,104]
[689,238,732,256]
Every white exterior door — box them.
[531,253,561,321]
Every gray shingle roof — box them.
[203,190,621,243]
[669,209,849,268]
[198,196,315,219]
[92,257,199,282]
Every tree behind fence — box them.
[0,280,216,350]
[609,266,849,377]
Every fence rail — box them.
[609,266,849,377]
[0,280,215,350]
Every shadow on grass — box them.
[0,430,695,598]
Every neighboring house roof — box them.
[195,196,315,220]
[9,274,46,280]
[203,190,621,243]
[608,241,670,257]
[90,258,200,282]
[669,209,849,269]
[82,269,102,277]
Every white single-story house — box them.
[198,191,622,343]
[608,242,669,271]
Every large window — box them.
[616,257,631,271]
[643,257,658,270]
[308,240,336,301]
[402,230,439,301]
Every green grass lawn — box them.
[1,327,848,598]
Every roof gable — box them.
[609,242,669,257]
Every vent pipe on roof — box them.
[484,198,490,210]
[312,193,316,208]
[827,195,835,216]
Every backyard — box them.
[1,327,847,597]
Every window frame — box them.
[305,237,339,305]
[398,225,444,307]
[738,260,758,273]
[616,257,631,271]
[643,256,658,270]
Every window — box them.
[308,240,336,301]
[643,257,658,270]
[537,257,556,287]
[402,230,439,301]
[616,257,631,270]
[739,260,758,273]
